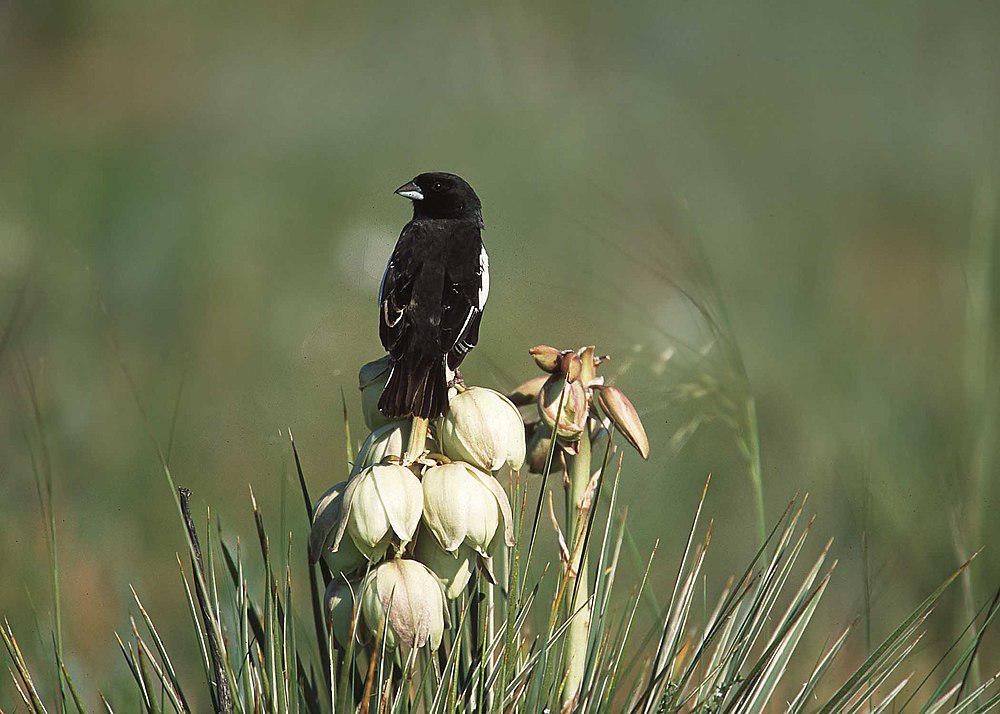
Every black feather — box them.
[377,172,489,418]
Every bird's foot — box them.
[402,450,432,469]
[450,368,468,392]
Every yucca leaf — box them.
[818,552,978,713]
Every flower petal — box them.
[414,534,475,599]
[350,421,411,478]
[331,473,362,553]
[371,464,422,545]
[310,482,345,563]
[529,345,562,373]
[596,385,650,459]
[421,464,469,552]
[468,464,516,547]
[508,375,548,406]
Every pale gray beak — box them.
[394,180,423,201]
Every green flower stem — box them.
[563,420,592,707]
[483,570,496,712]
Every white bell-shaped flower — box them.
[421,462,514,556]
[350,421,412,478]
[331,463,422,559]
[309,482,371,573]
[436,387,526,472]
[360,559,445,651]
[414,532,475,600]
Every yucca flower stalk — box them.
[514,344,650,707]
[302,353,531,703]
[2,332,996,713]
[1,387,993,712]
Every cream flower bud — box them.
[595,385,650,459]
[332,464,423,559]
[309,482,370,573]
[414,533,475,599]
[559,351,582,382]
[577,345,598,384]
[359,356,392,431]
[436,387,525,472]
[421,462,514,555]
[350,421,411,478]
[537,375,588,441]
[361,559,445,651]
[525,426,554,474]
[508,375,548,407]
[324,578,360,649]
[529,345,562,373]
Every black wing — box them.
[379,220,487,367]
[378,224,421,358]
[442,243,488,370]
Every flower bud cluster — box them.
[513,345,650,469]
[310,358,525,653]
[311,346,647,656]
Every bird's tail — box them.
[378,355,449,419]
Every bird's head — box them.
[395,172,483,224]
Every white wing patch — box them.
[456,305,475,342]
[383,300,403,327]
[379,260,406,327]
[478,247,490,310]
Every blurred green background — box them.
[1,0,998,704]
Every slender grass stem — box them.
[520,375,568,598]
[744,397,766,545]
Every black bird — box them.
[377,172,489,418]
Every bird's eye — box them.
[433,182,442,191]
